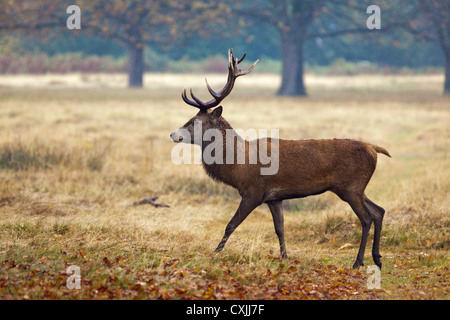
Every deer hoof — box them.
[352,260,364,269]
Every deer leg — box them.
[342,193,372,269]
[364,195,385,269]
[267,201,288,259]
[214,197,260,254]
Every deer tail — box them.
[371,144,391,158]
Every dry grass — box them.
[0,73,449,300]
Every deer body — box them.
[256,139,386,201]
[171,49,390,269]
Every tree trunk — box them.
[278,31,307,96]
[128,43,144,88]
[445,49,450,95]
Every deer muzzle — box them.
[170,130,185,143]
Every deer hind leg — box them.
[214,196,260,254]
[267,201,288,259]
[339,192,372,269]
[364,195,385,269]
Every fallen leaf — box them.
[338,243,353,250]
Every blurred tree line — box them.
[0,0,448,95]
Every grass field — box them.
[0,73,449,300]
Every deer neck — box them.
[200,118,245,187]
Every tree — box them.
[273,1,317,96]
[80,1,214,87]
[409,0,450,95]
[234,0,324,95]
[0,1,64,31]
[0,0,228,88]
[77,0,233,88]
[234,0,409,96]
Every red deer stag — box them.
[170,49,390,269]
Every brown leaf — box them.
[339,243,353,250]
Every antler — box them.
[181,49,259,111]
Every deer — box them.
[170,49,391,269]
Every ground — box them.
[0,73,449,299]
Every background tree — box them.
[408,0,450,95]
[1,0,447,94]
[233,0,411,96]
[79,0,230,88]
[234,0,324,96]
[0,0,229,88]
[0,1,63,30]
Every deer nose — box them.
[170,131,183,142]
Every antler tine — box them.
[202,51,235,102]
[205,78,220,99]
[206,54,235,98]
[237,59,259,77]
[182,87,201,108]
[189,88,206,107]
[206,48,239,98]
[229,48,246,66]
[237,52,246,64]
[230,49,259,78]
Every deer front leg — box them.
[214,197,260,254]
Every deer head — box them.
[170,49,258,145]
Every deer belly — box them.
[263,185,330,202]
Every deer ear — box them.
[211,106,223,119]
